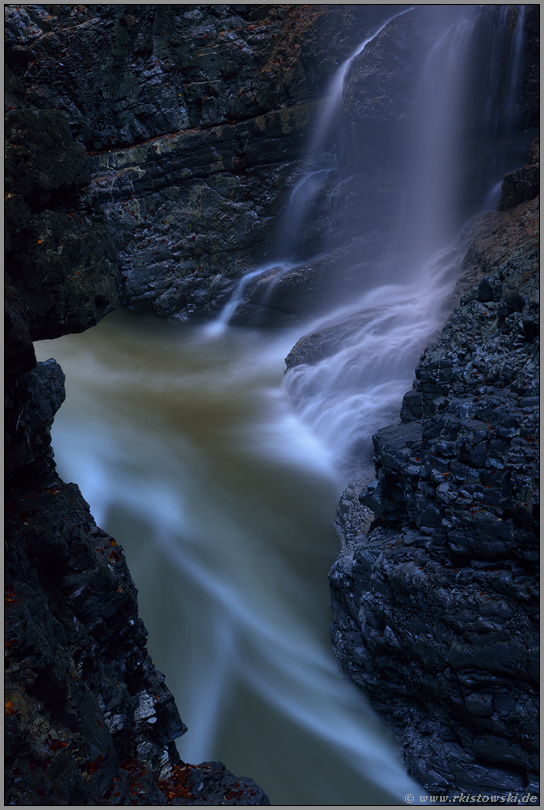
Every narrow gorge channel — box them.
[36,312,417,805]
[6,3,539,805]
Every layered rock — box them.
[5,5,298,803]
[328,191,539,797]
[229,5,539,329]
[5,3,402,322]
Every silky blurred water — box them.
[36,310,419,805]
[33,5,527,804]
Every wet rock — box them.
[329,196,539,798]
[5,107,120,341]
[230,235,385,327]
[89,102,320,320]
[5,476,187,806]
[436,196,539,321]
[5,3,402,322]
[498,136,540,211]
[285,309,374,369]
[156,761,270,806]
[5,401,272,805]
[5,359,65,485]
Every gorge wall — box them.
[4,3,540,806]
[328,180,540,799]
[6,2,376,804]
[319,8,540,800]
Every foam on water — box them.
[36,311,419,804]
[284,227,474,460]
[34,5,529,804]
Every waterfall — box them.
[281,5,529,461]
[206,259,294,335]
[216,6,415,324]
[284,231,474,463]
[36,6,530,804]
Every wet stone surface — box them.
[5,3,401,323]
[329,198,539,799]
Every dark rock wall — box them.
[322,6,540,800]
[4,3,540,804]
[5,3,401,322]
[329,184,539,796]
[6,1,381,804]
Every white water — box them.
[281,6,482,460]
[217,6,416,322]
[207,260,294,333]
[284,230,473,462]
[36,314,419,804]
[35,5,528,805]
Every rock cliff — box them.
[328,165,539,798]
[6,1,384,803]
[4,3,540,804]
[5,3,402,322]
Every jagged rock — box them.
[498,137,540,211]
[5,359,65,485]
[5,473,186,805]
[445,197,539,310]
[4,5,389,151]
[329,198,539,799]
[229,234,385,327]
[155,762,270,806]
[5,6,283,802]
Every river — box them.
[36,311,420,805]
[35,5,526,803]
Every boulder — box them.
[229,235,385,327]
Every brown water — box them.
[36,307,418,805]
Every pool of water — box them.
[36,307,418,805]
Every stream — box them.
[34,5,527,803]
[36,313,420,805]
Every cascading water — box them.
[214,6,415,324]
[283,4,530,461]
[284,230,475,465]
[37,315,419,805]
[272,6,414,262]
[36,6,529,805]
